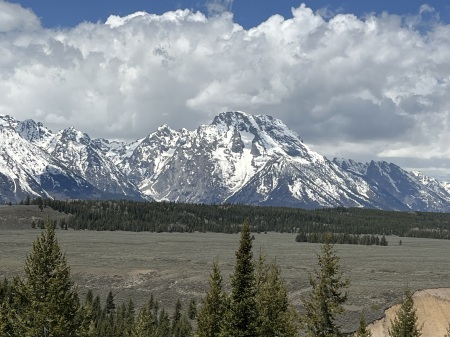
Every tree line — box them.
[2,218,446,336]
[295,231,389,246]
[23,197,450,240]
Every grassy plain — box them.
[1,221,450,332]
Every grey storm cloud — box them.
[1,1,450,178]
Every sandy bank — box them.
[369,288,450,337]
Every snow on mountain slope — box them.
[2,111,450,211]
[334,159,450,212]
[410,171,450,205]
[115,125,188,196]
[0,121,103,203]
[39,127,143,200]
[0,115,142,202]
[112,111,414,209]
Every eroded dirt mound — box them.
[369,288,450,337]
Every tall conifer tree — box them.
[255,254,298,337]
[13,219,83,337]
[220,219,257,337]
[0,278,15,336]
[131,305,151,337]
[302,235,349,337]
[196,261,226,337]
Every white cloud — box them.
[0,0,40,32]
[1,1,450,178]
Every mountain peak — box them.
[60,127,91,145]
[0,114,18,128]
[212,111,255,131]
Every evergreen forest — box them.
[28,197,450,240]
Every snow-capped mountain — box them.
[118,112,375,207]
[0,114,142,203]
[0,119,100,202]
[39,127,142,200]
[2,111,450,212]
[333,159,450,212]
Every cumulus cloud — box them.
[0,0,40,32]
[1,1,450,178]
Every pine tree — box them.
[125,299,136,336]
[354,312,373,337]
[0,278,15,336]
[388,288,422,337]
[131,305,149,337]
[172,299,182,333]
[302,235,349,337]
[12,219,83,337]
[196,261,226,337]
[219,219,258,337]
[380,234,388,246]
[173,312,193,337]
[105,290,116,315]
[0,300,14,337]
[156,309,171,337]
[255,254,298,337]
[131,298,162,337]
[188,299,197,320]
[79,289,97,337]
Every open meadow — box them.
[1,222,450,332]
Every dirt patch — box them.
[369,288,450,337]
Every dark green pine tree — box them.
[388,288,422,337]
[12,219,84,337]
[105,290,116,315]
[354,312,373,337]
[195,261,226,337]
[255,254,299,337]
[125,299,136,336]
[156,309,172,337]
[0,299,14,337]
[219,219,258,337]
[302,235,349,337]
[0,278,15,336]
[172,299,182,333]
[81,290,97,337]
[188,299,197,320]
[173,312,193,337]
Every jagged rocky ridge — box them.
[0,115,142,202]
[1,112,450,212]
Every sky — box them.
[1,1,450,180]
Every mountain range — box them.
[2,111,450,212]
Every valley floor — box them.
[1,223,450,332]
